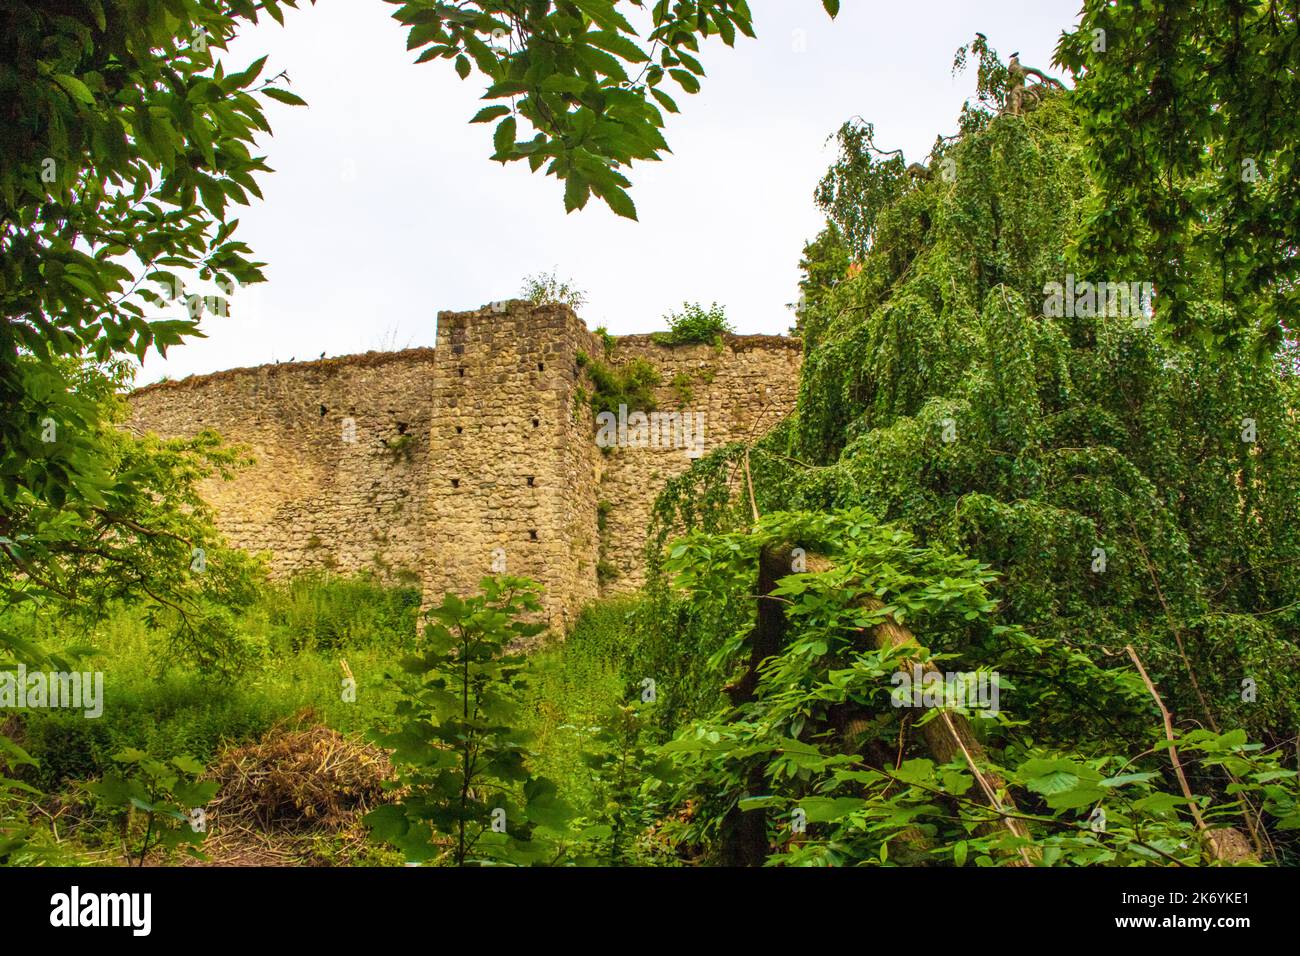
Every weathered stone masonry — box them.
[128,302,802,630]
[129,347,437,585]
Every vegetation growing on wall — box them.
[651,302,734,347]
[520,270,588,311]
[576,350,661,417]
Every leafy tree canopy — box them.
[1055,0,1300,355]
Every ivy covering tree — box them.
[632,36,1300,866]
[655,511,1297,865]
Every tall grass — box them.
[521,597,641,810]
[2,574,419,791]
[266,574,420,653]
[5,578,662,862]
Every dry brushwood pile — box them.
[206,718,394,833]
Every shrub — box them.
[669,372,694,406]
[652,302,733,346]
[365,577,573,865]
[522,598,640,816]
[520,269,587,310]
[577,351,661,416]
[265,574,420,652]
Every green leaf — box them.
[171,755,205,775]
[1025,769,1079,796]
[574,44,630,82]
[1133,792,1189,815]
[262,87,308,107]
[173,780,220,807]
[471,105,512,124]
[0,735,37,769]
[523,777,574,828]
[84,0,107,31]
[84,775,134,806]
[228,55,269,89]
[540,74,589,95]
[1100,771,1159,788]
[669,69,700,94]
[0,776,41,797]
[1046,786,1105,810]
[364,803,410,842]
[493,116,518,157]
[586,31,649,63]
[596,183,637,220]
[53,74,95,106]
[570,0,636,34]
[649,87,679,114]
[564,174,590,213]
[797,796,863,823]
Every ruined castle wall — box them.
[126,306,802,631]
[593,335,803,594]
[127,349,436,585]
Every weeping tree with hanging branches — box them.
[629,33,1300,866]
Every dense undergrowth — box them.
[1,576,669,866]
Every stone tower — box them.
[424,301,602,630]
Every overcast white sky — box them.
[134,0,1083,384]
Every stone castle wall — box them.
[127,303,802,629]
[593,333,802,594]
[128,348,437,585]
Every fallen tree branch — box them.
[1124,644,1257,863]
